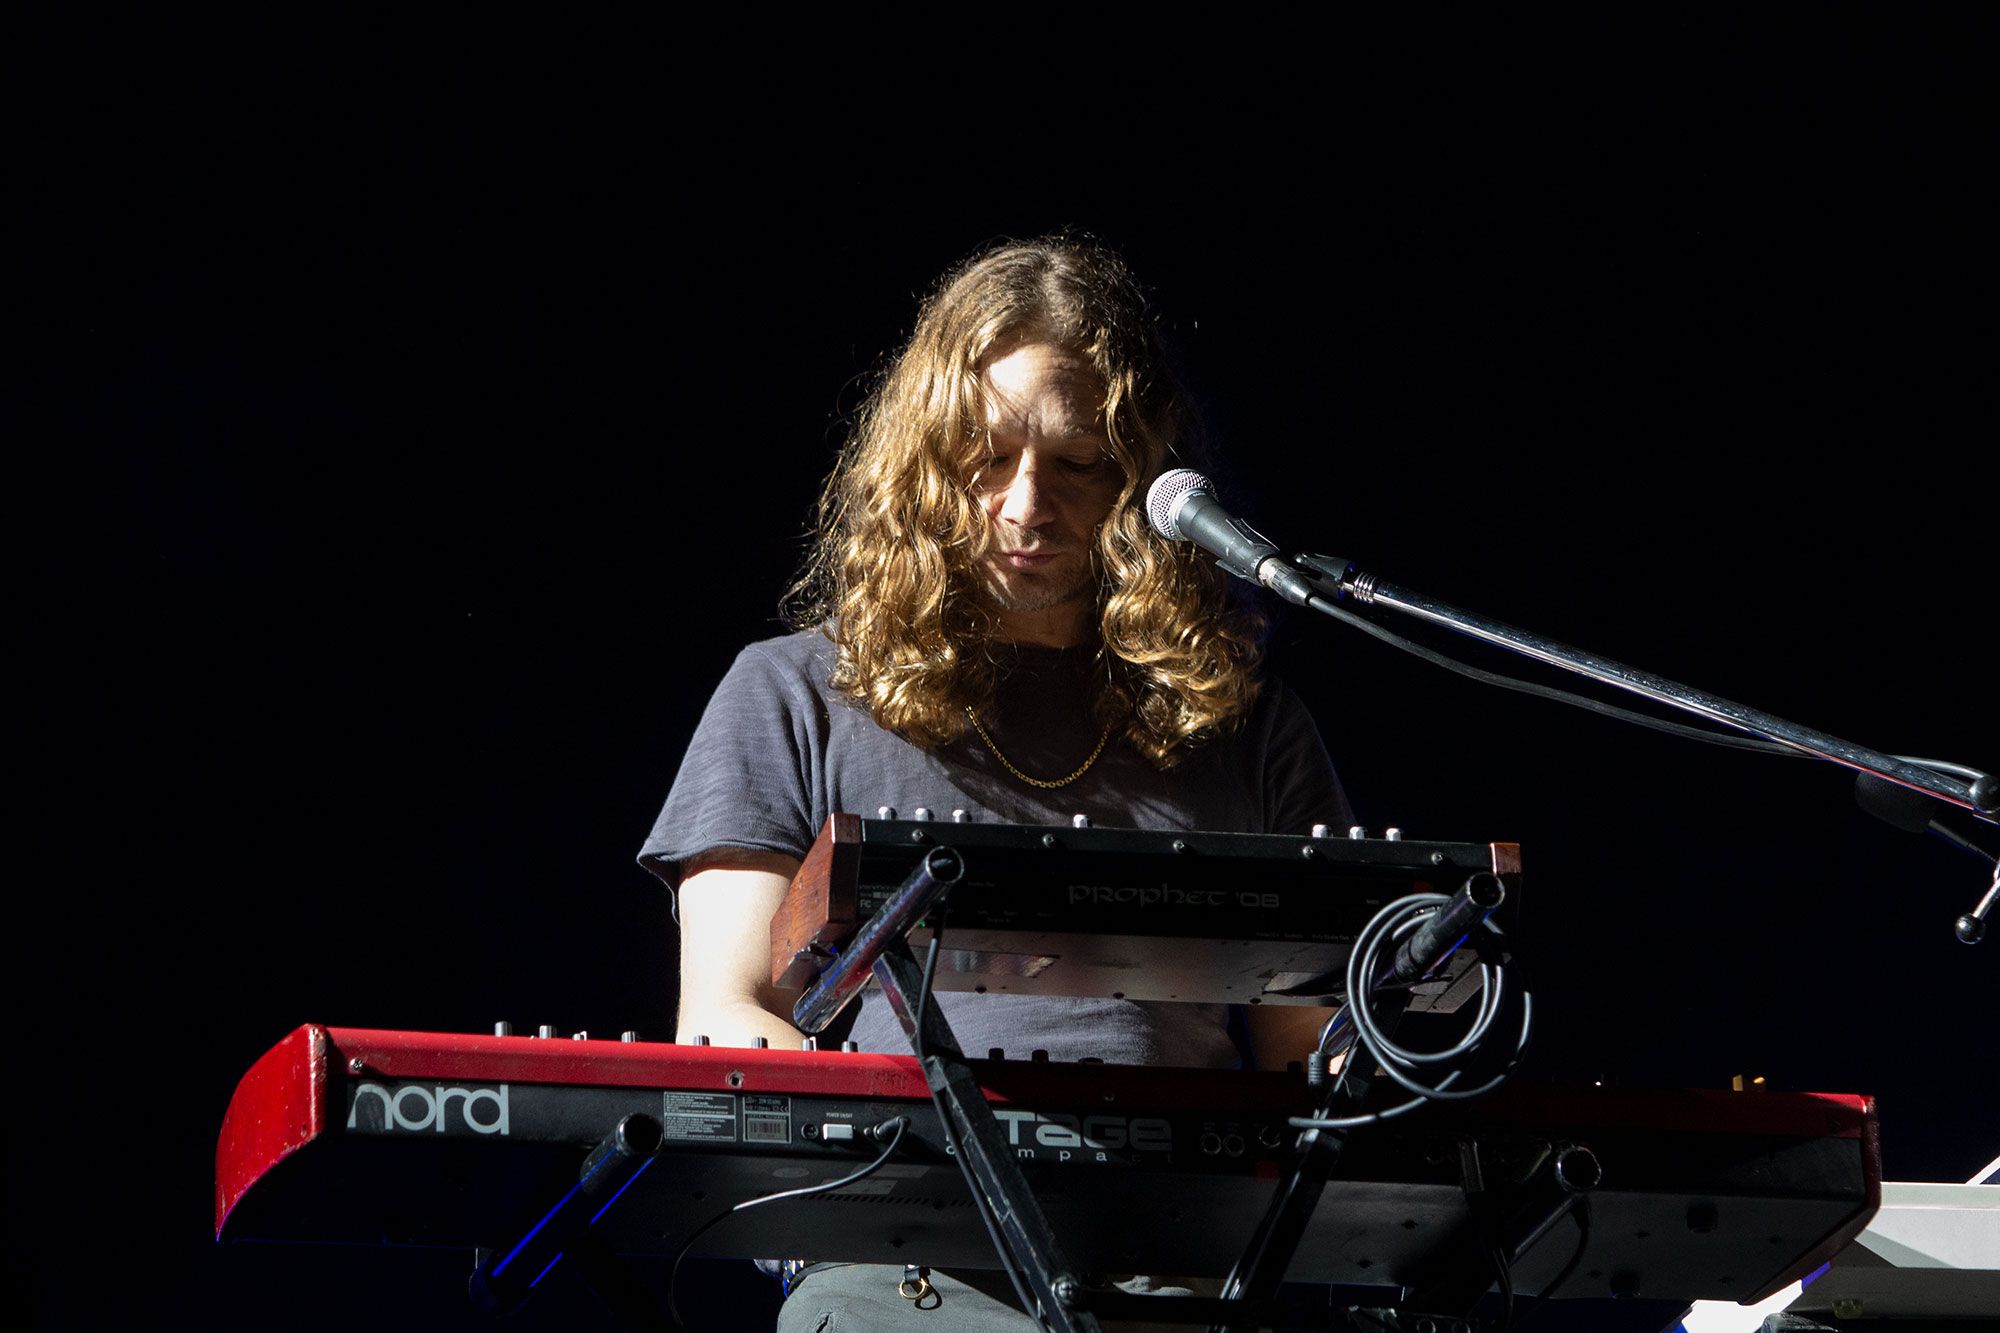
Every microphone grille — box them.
[1145,468,1212,541]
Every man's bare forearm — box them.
[674,852,808,1052]
[673,997,806,1050]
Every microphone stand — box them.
[1284,552,1994,820]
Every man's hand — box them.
[674,849,808,1049]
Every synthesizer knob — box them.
[571,1031,589,1041]
[877,806,896,819]
[537,1025,556,1039]
[1071,814,1091,828]
[913,807,933,821]
[493,1022,513,1037]
[752,1036,769,1048]
[840,1040,858,1053]
[1031,1049,1049,1063]
[802,1037,819,1052]
[951,808,968,822]
[1385,827,1403,841]
[620,1031,638,1043]
[988,1048,1005,1061]
[1348,826,1367,840]
[694,1035,711,1046]
[1310,824,1330,839]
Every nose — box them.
[995,453,1058,529]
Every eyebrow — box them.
[984,425,1110,450]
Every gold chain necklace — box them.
[964,707,1114,789]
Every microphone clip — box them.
[1294,553,1359,603]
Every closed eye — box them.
[970,446,1115,489]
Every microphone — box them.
[1145,469,1315,606]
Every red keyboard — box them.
[218,1024,1878,1303]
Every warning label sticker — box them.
[660,1091,737,1141]
[743,1094,791,1145]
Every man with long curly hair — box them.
[639,237,1351,1326]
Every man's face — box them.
[970,342,1122,644]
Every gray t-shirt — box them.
[640,630,1351,1067]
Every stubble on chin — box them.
[979,560,1098,617]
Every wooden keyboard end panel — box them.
[770,812,863,988]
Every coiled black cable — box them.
[1289,891,1531,1131]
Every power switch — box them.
[819,1123,856,1142]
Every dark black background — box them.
[16,12,1994,1329]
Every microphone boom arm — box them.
[1291,553,1992,819]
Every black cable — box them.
[912,927,942,1063]
[1351,912,1522,1101]
[1312,587,1997,831]
[1305,594,1805,757]
[1289,894,1531,1132]
[665,1116,910,1326]
[1895,755,1989,783]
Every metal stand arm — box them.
[1215,878,1509,1331]
[1212,1061,1383,1332]
[468,1113,667,1326]
[874,942,1102,1333]
[793,846,963,1035]
[1294,554,1992,818]
[787,841,1098,1329]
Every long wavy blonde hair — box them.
[784,237,1265,767]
